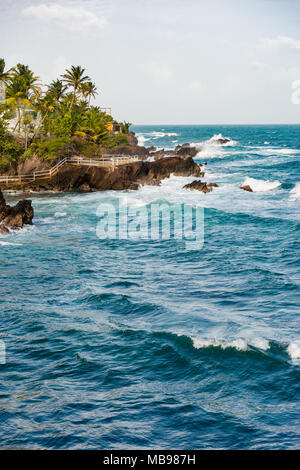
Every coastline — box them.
[0,137,205,194]
[1,123,299,450]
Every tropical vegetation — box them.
[0,59,132,169]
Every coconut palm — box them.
[80,81,98,105]
[5,76,34,131]
[61,66,91,108]
[0,58,12,84]
[12,63,41,100]
[47,79,67,103]
[78,107,107,142]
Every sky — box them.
[1,0,300,124]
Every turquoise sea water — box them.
[0,125,299,449]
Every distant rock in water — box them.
[215,138,231,145]
[240,185,253,192]
[0,189,34,234]
[183,180,217,193]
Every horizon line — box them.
[132,123,300,126]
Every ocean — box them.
[0,125,299,449]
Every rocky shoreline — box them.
[0,189,34,234]
[0,140,218,233]
[0,142,207,193]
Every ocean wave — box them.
[54,212,67,217]
[114,324,299,364]
[136,131,178,146]
[191,336,300,362]
[205,133,238,147]
[287,342,300,360]
[248,146,299,156]
[242,176,281,192]
[0,240,22,246]
[192,337,270,352]
[149,131,178,138]
[191,134,238,159]
[136,134,151,146]
[289,183,300,201]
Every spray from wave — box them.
[192,134,238,158]
[242,176,281,192]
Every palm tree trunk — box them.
[17,106,21,132]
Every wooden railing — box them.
[0,155,141,184]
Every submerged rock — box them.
[0,189,34,234]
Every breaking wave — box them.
[242,176,281,192]
[289,182,300,200]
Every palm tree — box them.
[0,58,12,84]
[78,108,107,142]
[80,81,98,105]
[47,79,67,103]
[5,76,34,131]
[61,65,91,108]
[12,63,41,100]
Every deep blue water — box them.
[0,125,299,449]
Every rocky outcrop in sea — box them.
[0,190,34,234]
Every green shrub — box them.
[105,132,129,149]
[0,118,23,169]
[33,136,73,160]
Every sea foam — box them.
[192,134,238,158]
[192,338,248,352]
[287,342,300,360]
[242,176,281,192]
[0,240,22,246]
[289,182,300,200]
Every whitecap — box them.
[192,338,248,351]
[136,134,151,146]
[242,176,281,192]
[54,212,67,217]
[249,338,270,351]
[192,133,238,159]
[205,133,238,147]
[287,342,300,361]
[289,182,300,201]
[0,240,22,246]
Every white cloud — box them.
[22,3,107,31]
[142,62,173,82]
[260,36,300,51]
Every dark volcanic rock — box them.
[9,157,203,193]
[207,182,219,188]
[151,150,166,160]
[240,185,253,192]
[183,180,214,193]
[0,189,34,233]
[215,138,231,145]
[127,132,138,146]
[175,145,198,158]
[104,145,150,157]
